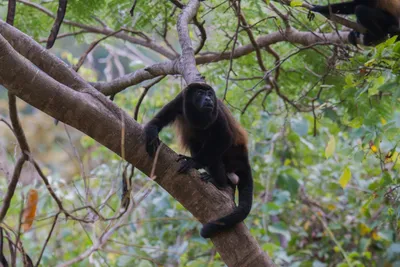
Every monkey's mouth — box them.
[203,102,214,109]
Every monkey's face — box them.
[192,88,215,113]
[183,84,218,129]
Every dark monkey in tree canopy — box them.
[144,83,253,238]
[310,0,400,46]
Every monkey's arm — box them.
[144,94,183,156]
[311,2,357,15]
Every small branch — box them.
[92,60,179,95]
[17,0,176,59]
[74,29,123,72]
[241,86,272,115]
[46,0,68,49]
[13,194,24,267]
[39,30,88,43]
[193,16,207,54]
[0,156,25,222]
[231,0,266,72]
[8,94,30,156]
[6,0,16,25]
[129,0,138,16]
[133,76,166,121]
[35,213,59,267]
[176,0,204,84]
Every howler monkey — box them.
[310,0,400,46]
[144,83,253,238]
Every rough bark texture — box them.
[0,31,274,267]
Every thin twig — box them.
[74,29,123,72]
[6,0,16,25]
[35,213,59,267]
[47,0,68,49]
[0,156,25,223]
[134,76,166,121]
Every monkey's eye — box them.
[197,90,204,96]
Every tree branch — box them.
[176,0,204,84]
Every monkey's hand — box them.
[176,154,193,162]
[144,124,160,157]
[307,10,315,21]
[309,5,324,13]
[177,157,202,173]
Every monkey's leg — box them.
[205,162,228,189]
[355,5,399,45]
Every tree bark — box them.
[0,31,274,267]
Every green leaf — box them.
[380,172,392,187]
[325,135,336,158]
[276,174,300,197]
[347,117,363,128]
[268,222,291,240]
[354,151,364,162]
[339,166,351,189]
[290,0,303,7]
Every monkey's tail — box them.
[200,174,253,238]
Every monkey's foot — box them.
[177,158,202,173]
[176,154,192,162]
[200,173,226,190]
[200,172,213,182]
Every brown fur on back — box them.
[378,0,400,17]
[218,100,248,149]
[174,100,248,152]
[174,115,192,151]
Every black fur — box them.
[311,0,399,46]
[144,83,253,238]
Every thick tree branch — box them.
[0,30,274,267]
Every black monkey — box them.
[310,0,400,46]
[144,83,253,238]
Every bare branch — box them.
[35,213,60,266]
[46,0,68,49]
[134,76,166,121]
[176,0,204,84]
[0,156,25,223]
[6,0,16,25]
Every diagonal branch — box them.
[176,0,204,84]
